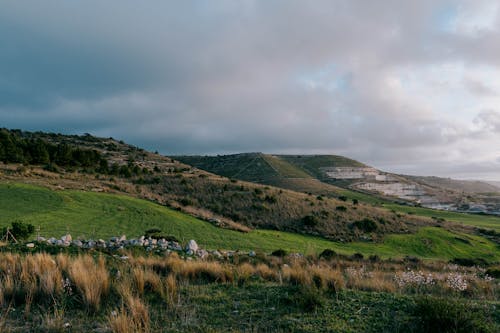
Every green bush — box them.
[335,205,347,212]
[271,249,287,257]
[485,267,500,279]
[352,218,378,232]
[412,297,493,333]
[319,249,336,260]
[302,215,319,227]
[450,257,489,267]
[2,221,35,241]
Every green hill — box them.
[1,182,499,261]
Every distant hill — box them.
[176,153,500,215]
[407,176,500,193]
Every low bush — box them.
[352,218,377,232]
[271,249,287,257]
[450,258,489,267]
[302,215,319,227]
[412,296,493,333]
[319,249,336,260]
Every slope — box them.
[1,182,499,261]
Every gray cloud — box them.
[1,1,500,179]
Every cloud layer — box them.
[1,1,500,179]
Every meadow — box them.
[1,182,499,262]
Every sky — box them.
[1,1,500,180]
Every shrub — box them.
[264,195,277,204]
[450,258,489,267]
[286,287,325,313]
[254,188,263,195]
[2,221,35,241]
[319,249,337,260]
[179,198,192,206]
[351,253,364,260]
[271,249,287,257]
[413,297,493,333]
[302,215,319,227]
[336,206,347,212]
[338,196,348,202]
[352,218,377,232]
[485,267,500,279]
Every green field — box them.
[1,182,499,261]
[384,203,500,232]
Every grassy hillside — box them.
[1,182,499,261]
[175,153,281,182]
[384,202,500,232]
[278,154,366,178]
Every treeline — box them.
[0,128,105,168]
[0,129,151,178]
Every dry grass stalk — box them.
[68,255,109,311]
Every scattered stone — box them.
[197,249,209,259]
[26,243,35,248]
[62,234,72,242]
[186,239,199,253]
[249,251,256,257]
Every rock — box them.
[197,249,209,259]
[119,235,127,242]
[36,236,46,242]
[26,243,35,248]
[72,240,83,247]
[249,251,256,257]
[62,234,72,242]
[186,249,194,256]
[186,239,199,253]
[212,250,223,258]
[48,237,57,245]
[110,236,118,243]
[85,240,96,249]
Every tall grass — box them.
[0,251,498,331]
[67,255,110,311]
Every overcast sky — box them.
[1,1,500,180]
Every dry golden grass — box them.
[163,274,178,307]
[255,263,279,281]
[109,296,150,333]
[40,307,66,332]
[68,255,110,311]
[0,249,498,331]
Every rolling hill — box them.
[1,182,499,261]
[176,153,500,215]
[1,128,500,252]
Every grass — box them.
[1,182,499,261]
[261,154,312,178]
[384,203,500,232]
[1,252,499,332]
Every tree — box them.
[2,221,35,241]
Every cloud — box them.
[1,1,500,179]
